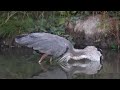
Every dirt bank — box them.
[65,14,120,49]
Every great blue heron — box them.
[15,32,102,70]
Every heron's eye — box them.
[97,48,102,54]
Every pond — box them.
[0,47,120,79]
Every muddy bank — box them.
[65,14,120,49]
[0,37,23,48]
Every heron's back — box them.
[15,33,73,58]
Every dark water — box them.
[0,47,120,79]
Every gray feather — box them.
[15,33,73,58]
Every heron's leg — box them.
[38,54,48,64]
[49,57,53,64]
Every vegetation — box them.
[0,11,120,49]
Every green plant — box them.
[111,44,117,50]
[0,11,120,50]
[0,17,35,38]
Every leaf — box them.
[58,18,65,25]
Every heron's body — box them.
[15,32,103,70]
[15,33,73,58]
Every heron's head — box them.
[59,46,102,62]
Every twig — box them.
[5,11,17,23]
[0,11,17,26]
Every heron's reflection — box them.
[64,58,102,79]
[31,58,102,79]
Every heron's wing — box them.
[20,33,70,57]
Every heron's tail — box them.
[15,34,28,39]
[15,34,28,44]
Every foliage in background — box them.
[0,11,119,37]
[0,11,120,49]
[110,43,118,50]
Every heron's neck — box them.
[72,48,83,55]
[59,48,87,63]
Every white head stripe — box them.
[72,55,89,60]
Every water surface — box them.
[0,47,120,79]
